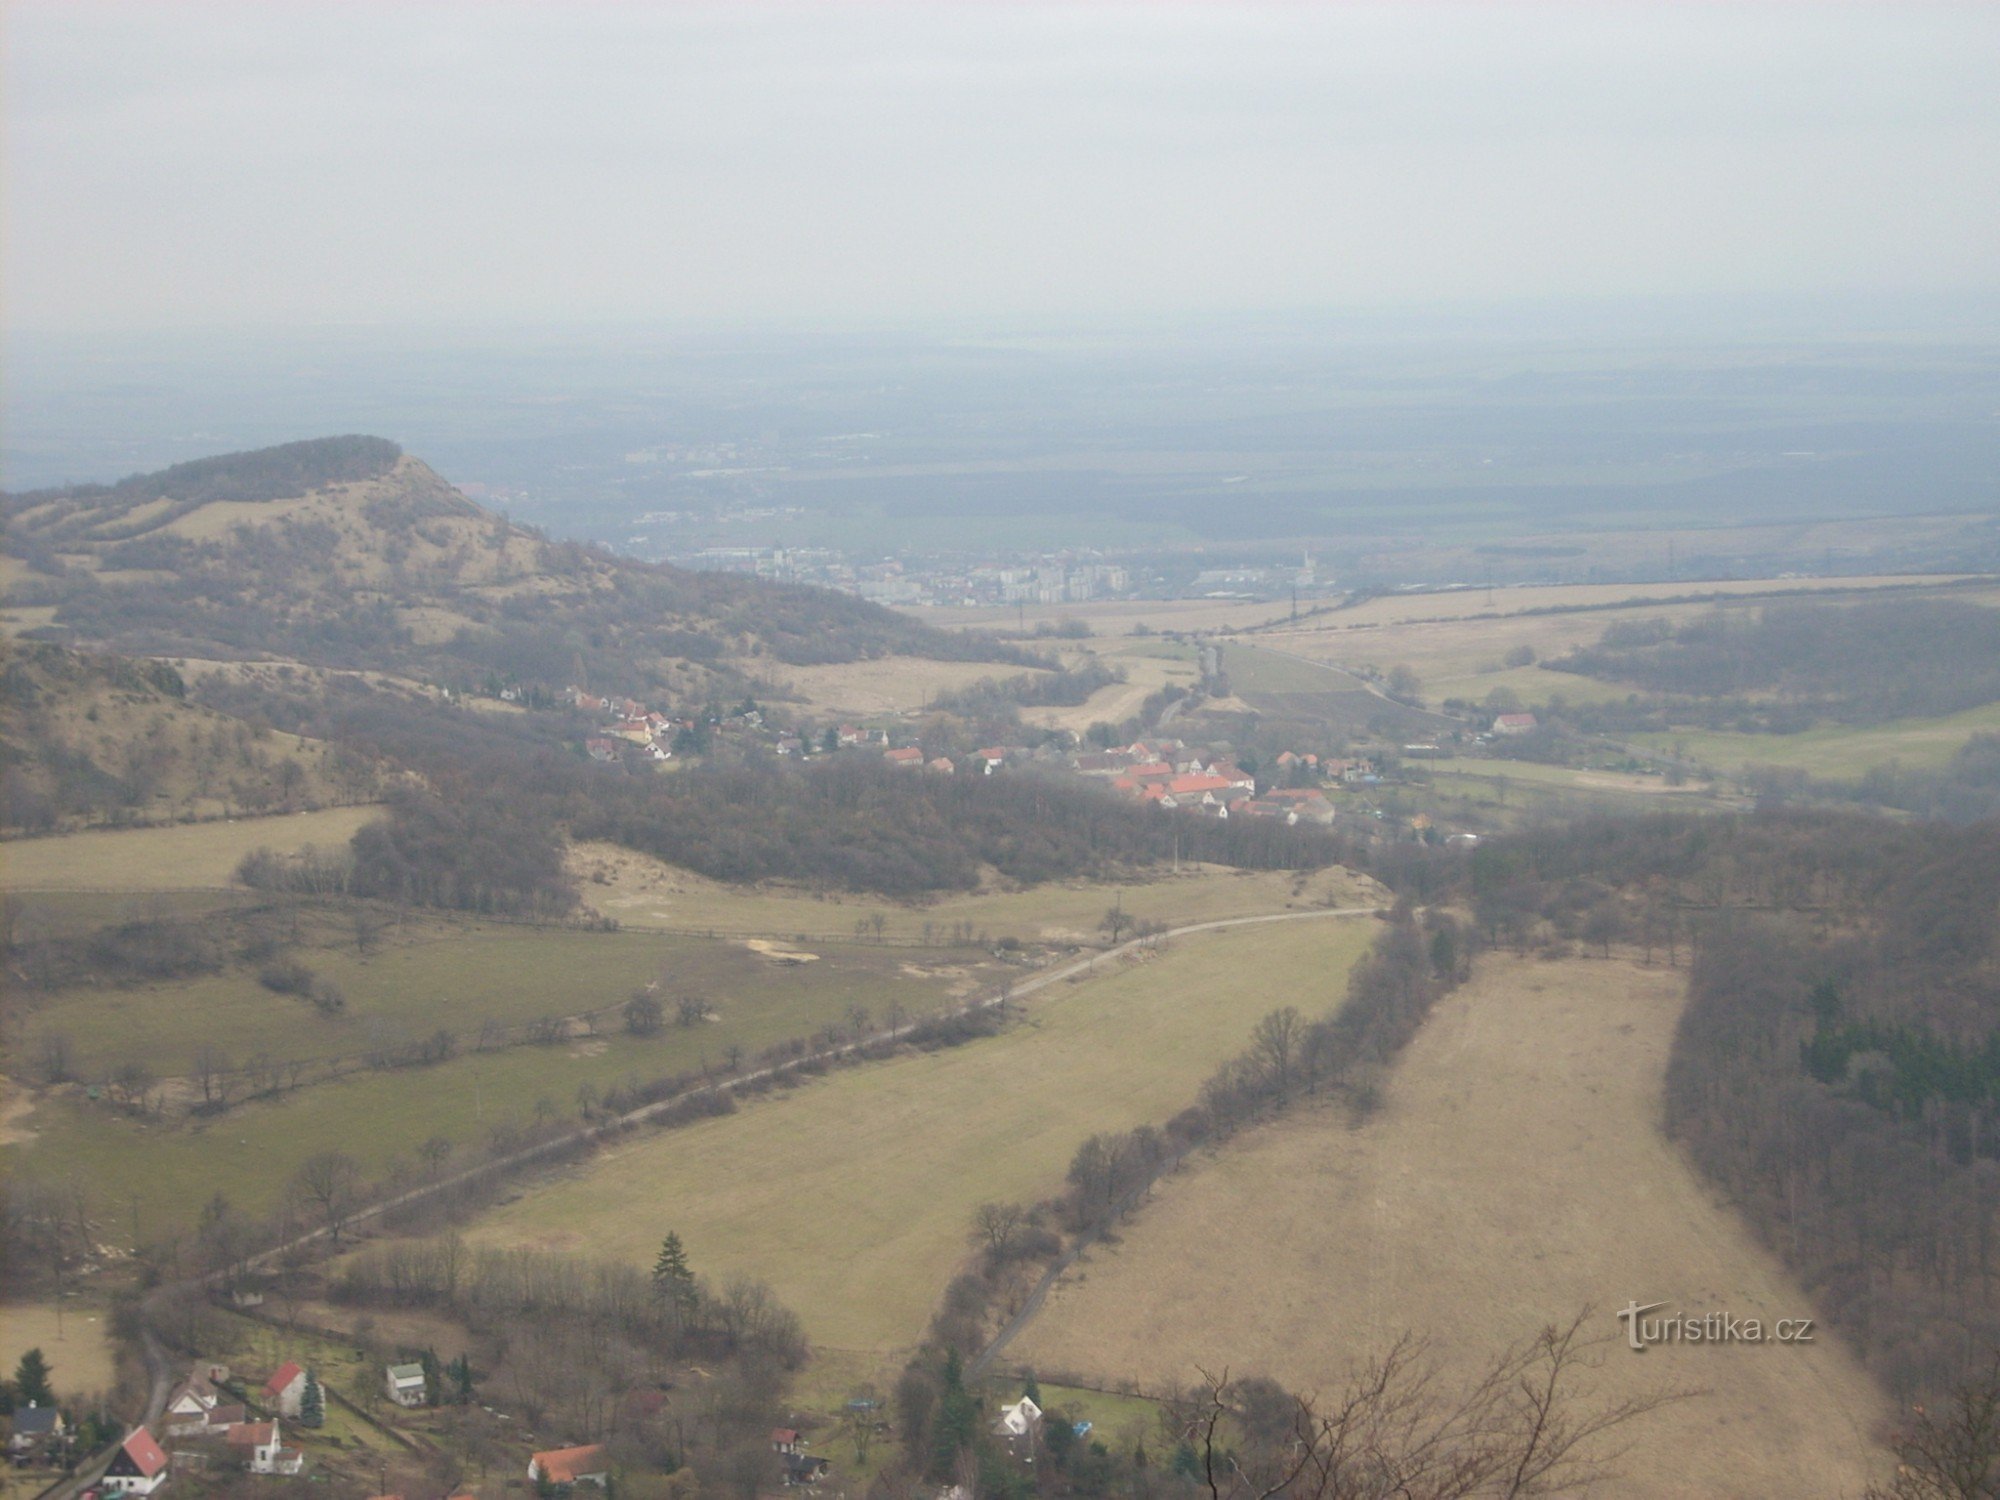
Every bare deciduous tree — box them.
[1190,1312,1684,1500]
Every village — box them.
[7,1341,1082,1500]
[556,682,1508,846]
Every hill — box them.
[0,637,379,833]
[1,436,1029,702]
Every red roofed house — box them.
[263,1363,307,1418]
[103,1430,169,1496]
[529,1444,609,1489]
[1165,774,1238,802]
[770,1429,803,1455]
[1493,712,1539,736]
[883,747,924,768]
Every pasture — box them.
[460,916,1379,1361]
[3,926,992,1238]
[18,919,982,1080]
[0,805,380,891]
[1007,955,1888,1499]
[570,842,1381,943]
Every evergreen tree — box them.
[652,1233,697,1318]
[448,1354,475,1405]
[299,1370,325,1429]
[13,1350,53,1409]
[930,1348,978,1480]
[419,1348,442,1408]
[1021,1373,1040,1404]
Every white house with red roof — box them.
[262,1362,307,1418]
[1493,712,1539,736]
[883,747,924,768]
[103,1430,170,1496]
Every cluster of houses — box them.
[570,688,683,765]
[1071,739,1343,824]
[86,1360,314,1497]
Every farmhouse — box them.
[770,1429,803,1455]
[528,1444,609,1488]
[262,1362,307,1418]
[384,1363,427,1408]
[102,1430,169,1496]
[1493,712,1538,736]
[883,746,924,768]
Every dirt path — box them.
[1010,955,1890,1498]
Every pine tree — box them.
[1022,1372,1040,1405]
[652,1233,697,1318]
[13,1349,53,1409]
[299,1370,325,1429]
[448,1354,475,1405]
[419,1348,442,1408]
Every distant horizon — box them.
[10,4,1998,332]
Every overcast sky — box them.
[6,2,1998,332]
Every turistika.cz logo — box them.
[1616,1301,1815,1352]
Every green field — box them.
[0,805,381,891]
[1630,701,2000,778]
[575,845,1380,943]
[461,917,1377,1361]
[4,926,992,1238]
[19,919,970,1079]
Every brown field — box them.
[0,804,381,891]
[1009,954,1889,1499]
[0,1301,117,1397]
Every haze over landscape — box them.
[4,6,2000,1500]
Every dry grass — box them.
[462,917,1379,1361]
[0,805,381,891]
[1010,954,1889,1498]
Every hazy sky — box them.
[6,2,1998,332]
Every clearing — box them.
[1008,955,1888,1498]
[462,916,1378,1363]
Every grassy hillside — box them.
[1,436,1029,702]
[0,639,378,833]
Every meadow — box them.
[0,805,380,891]
[1008,954,1890,1498]
[570,842,1380,943]
[4,924,994,1239]
[460,915,1379,1364]
[1629,701,2000,777]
